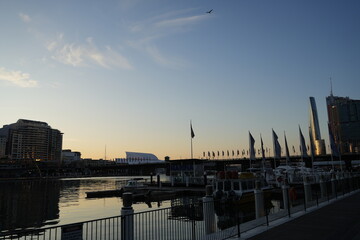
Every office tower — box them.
[309,97,326,155]
[326,93,360,153]
[0,119,63,163]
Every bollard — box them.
[319,175,327,199]
[254,181,265,218]
[303,176,312,204]
[121,193,134,240]
[202,185,216,234]
[282,182,290,211]
[331,173,337,198]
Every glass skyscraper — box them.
[309,97,326,155]
[326,93,360,154]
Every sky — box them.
[1,0,360,160]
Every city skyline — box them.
[1,0,360,160]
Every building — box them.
[0,136,6,158]
[0,119,63,163]
[115,152,162,164]
[326,93,360,153]
[309,97,326,155]
[62,149,81,163]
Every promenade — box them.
[237,191,360,240]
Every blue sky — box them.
[1,0,359,160]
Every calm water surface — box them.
[0,176,176,232]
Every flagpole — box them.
[190,121,194,159]
[190,121,195,178]
[191,135,193,159]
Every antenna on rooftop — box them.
[330,77,333,96]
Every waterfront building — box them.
[309,97,326,155]
[326,93,360,153]
[115,152,162,164]
[0,136,6,158]
[0,119,63,164]
[62,149,81,163]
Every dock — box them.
[233,190,360,240]
[86,185,205,199]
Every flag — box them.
[328,124,339,157]
[272,129,281,159]
[249,132,256,160]
[260,135,266,161]
[284,132,290,164]
[299,126,308,158]
[190,122,195,138]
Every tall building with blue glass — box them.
[326,93,360,154]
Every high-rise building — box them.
[309,97,326,155]
[326,93,360,153]
[0,119,63,163]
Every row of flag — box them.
[191,122,340,160]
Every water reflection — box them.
[0,180,60,232]
[0,176,174,233]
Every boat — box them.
[123,178,148,192]
[213,171,272,203]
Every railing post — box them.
[254,181,265,218]
[171,176,175,187]
[121,193,134,240]
[282,181,290,213]
[157,174,161,187]
[319,175,327,199]
[331,173,337,198]
[303,176,312,205]
[349,173,353,192]
[191,203,196,240]
[202,185,216,235]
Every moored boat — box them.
[213,171,272,203]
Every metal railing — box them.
[1,174,359,240]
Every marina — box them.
[1,170,360,239]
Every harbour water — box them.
[0,175,179,233]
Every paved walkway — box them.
[238,191,360,240]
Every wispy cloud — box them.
[155,15,208,28]
[0,67,38,87]
[145,45,186,68]
[19,13,31,23]
[47,35,133,69]
[128,9,210,68]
